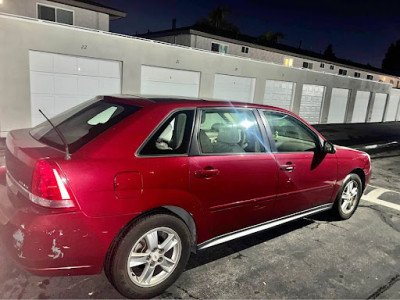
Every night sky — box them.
[95,0,400,68]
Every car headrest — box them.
[211,123,224,131]
[217,126,241,144]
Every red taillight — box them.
[31,160,76,209]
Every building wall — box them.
[0,14,395,136]
[160,33,399,88]
[146,34,192,47]
[0,0,109,30]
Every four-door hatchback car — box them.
[1,95,371,298]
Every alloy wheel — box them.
[126,227,182,287]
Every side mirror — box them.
[322,141,336,154]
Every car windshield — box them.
[30,96,141,153]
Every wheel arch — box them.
[350,168,366,191]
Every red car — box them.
[1,96,371,298]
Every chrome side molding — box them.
[197,203,333,250]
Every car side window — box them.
[263,111,319,153]
[140,110,194,156]
[198,109,265,154]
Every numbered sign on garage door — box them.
[299,85,325,124]
[327,88,350,124]
[29,51,121,126]
[369,93,387,123]
[384,91,400,122]
[141,66,200,98]
[213,74,256,103]
[263,80,295,110]
[351,91,370,123]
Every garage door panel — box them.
[30,72,54,94]
[385,93,400,121]
[98,78,121,95]
[299,84,325,124]
[141,66,200,85]
[54,54,78,75]
[141,81,199,97]
[78,76,99,96]
[99,60,121,78]
[214,74,255,102]
[29,52,54,73]
[77,57,99,77]
[264,80,295,110]
[327,88,349,124]
[30,51,121,126]
[54,96,82,115]
[351,91,370,123]
[54,75,78,95]
[141,66,200,97]
[369,93,387,123]
[30,95,54,116]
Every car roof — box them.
[103,94,289,113]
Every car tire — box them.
[332,173,363,220]
[105,213,191,299]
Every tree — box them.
[382,40,400,75]
[323,44,336,59]
[258,30,285,44]
[196,7,240,33]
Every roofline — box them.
[139,27,399,79]
[0,13,393,88]
[49,0,127,19]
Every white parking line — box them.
[367,184,400,194]
[361,185,400,211]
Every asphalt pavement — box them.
[0,122,400,299]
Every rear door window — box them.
[197,109,266,154]
[139,110,195,156]
[30,97,141,153]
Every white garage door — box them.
[29,51,121,126]
[369,93,387,123]
[384,91,400,121]
[213,74,256,103]
[263,80,295,110]
[351,91,370,123]
[299,84,325,124]
[141,66,200,98]
[327,88,349,124]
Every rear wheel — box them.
[106,214,191,299]
[332,173,362,219]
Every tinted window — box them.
[140,110,194,156]
[57,9,73,25]
[38,5,55,22]
[198,109,265,154]
[263,111,319,153]
[30,97,141,153]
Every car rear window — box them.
[30,96,141,153]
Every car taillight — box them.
[31,159,76,209]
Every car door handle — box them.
[280,163,295,171]
[194,168,220,178]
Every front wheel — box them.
[106,214,191,299]
[332,173,363,220]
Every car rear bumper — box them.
[0,172,137,277]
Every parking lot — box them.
[1,123,400,299]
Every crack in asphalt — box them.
[359,205,400,233]
[175,285,200,299]
[303,218,349,231]
[367,274,400,299]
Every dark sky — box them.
[95,0,400,68]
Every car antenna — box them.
[38,109,71,160]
